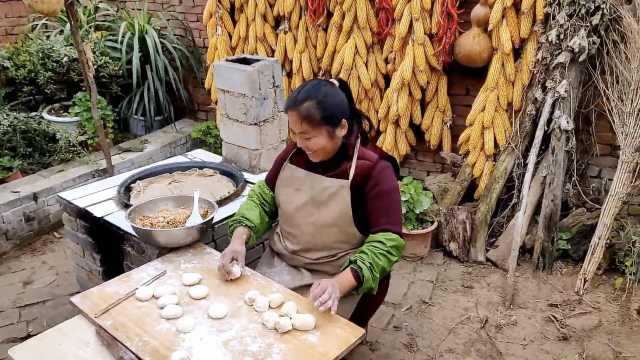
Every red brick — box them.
[3,17,27,26]
[8,25,27,35]
[147,2,163,10]
[452,105,470,117]
[415,151,435,162]
[185,13,198,21]
[450,95,476,106]
[595,132,617,145]
[194,0,208,4]
[596,144,612,156]
[595,118,613,133]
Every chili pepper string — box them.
[375,0,393,40]
[434,0,460,67]
[306,0,326,25]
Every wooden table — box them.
[68,243,364,360]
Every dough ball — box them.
[268,293,284,308]
[275,316,293,333]
[261,311,279,330]
[188,285,209,300]
[281,301,297,317]
[244,290,261,306]
[176,316,195,333]
[181,272,203,286]
[253,295,269,313]
[291,313,316,331]
[157,294,179,308]
[170,350,190,360]
[153,285,176,299]
[135,286,154,302]
[160,304,183,320]
[228,262,243,280]
[208,303,229,319]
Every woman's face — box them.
[288,110,348,162]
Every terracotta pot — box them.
[2,170,23,183]
[402,221,438,260]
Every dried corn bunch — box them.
[273,0,305,95]
[457,0,544,199]
[323,0,385,133]
[422,71,453,152]
[231,0,277,58]
[290,11,327,90]
[204,0,234,103]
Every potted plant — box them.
[106,6,201,136]
[400,176,438,259]
[0,157,23,183]
[69,91,115,149]
[42,101,81,133]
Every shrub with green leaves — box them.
[191,121,222,155]
[400,176,435,231]
[0,157,21,178]
[69,91,115,147]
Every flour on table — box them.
[176,316,196,333]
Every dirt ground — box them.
[348,250,640,360]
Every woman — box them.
[218,78,404,326]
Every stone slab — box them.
[0,310,19,328]
[222,141,286,173]
[369,305,394,329]
[385,275,411,305]
[0,321,27,342]
[217,112,288,150]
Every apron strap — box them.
[348,137,361,184]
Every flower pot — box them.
[128,114,168,136]
[42,102,80,134]
[2,170,23,184]
[402,221,438,260]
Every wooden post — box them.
[439,206,473,261]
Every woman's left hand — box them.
[310,278,341,314]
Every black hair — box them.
[284,78,372,146]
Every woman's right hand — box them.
[218,226,250,280]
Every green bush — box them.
[69,91,115,147]
[0,157,22,178]
[0,110,84,174]
[400,176,436,230]
[191,121,222,155]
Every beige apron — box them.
[256,139,365,317]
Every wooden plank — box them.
[86,200,121,218]
[103,211,135,236]
[8,315,116,360]
[73,187,118,208]
[71,244,365,360]
[183,149,223,163]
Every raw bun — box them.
[157,294,179,308]
[253,295,270,313]
[181,272,203,286]
[244,290,261,305]
[188,285,209,300]
[170,350,190,360]
[153,285,176,299]
[281,301,297,317]
[135,286,154,301]
[268,293,284,308]
[176,316,195,333]
[228,262,242,280]
[160,304,183,319]
[208,303,229,319]
[275,316,293,333]
[261,311,279,329]
[291,314,316,331]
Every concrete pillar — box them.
[213,55,288,173]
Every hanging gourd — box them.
[22,0,64,17]
[453,0,492,68]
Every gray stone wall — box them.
[0,119,196,256]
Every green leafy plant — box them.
[105,5,201,127]
[612,220,640,293]
[0,157,21,179]
[69,91,115,147]
[555,229,574,256]
[400,176,435,231]
[29,1,117,40]
[191,121,222,155]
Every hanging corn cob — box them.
[231,0,277,57]
[204,0,234,103]
[457,0,544,199]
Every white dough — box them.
[153,285,176,299]
[291,314,316,331]
[268,293,284,308]
[261,311,279,329]
[253,295,269,313]
[134,286,154,301]
[281,301,297,317]
[244,290,261,306]
[171,350,190,360]
[275,316,293,333]
[181,272,203,286]
[160,304,183,319]
[207,303,229,319]
[176,316,195,333]
[228,262,243,280]
[157,294,179,308]
[188,285,209,300]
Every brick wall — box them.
[0,1,31,44]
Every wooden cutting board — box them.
[70,243,365,360]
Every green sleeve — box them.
[345,232,405,294]
[227,181,277,247]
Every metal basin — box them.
[126,195,218,248]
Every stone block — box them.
[0,309,19,328]
[369,305,394,329]
[214,57,262,96]
[222,141,286,173]
[218,113,287,150]
[589,156,618,169]
[0,322,27,343]
[586,165,600,177]
[218,91,283,124]
[385,275,411,305]
[601,167,616,180]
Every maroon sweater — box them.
[265,142,402,236]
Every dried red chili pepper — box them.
[375,0,394,40]
[434,0,460,67]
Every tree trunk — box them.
[439,206,473,261]
[576,159,638,294]
[441,164,473,207]
[64,0,114,176]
